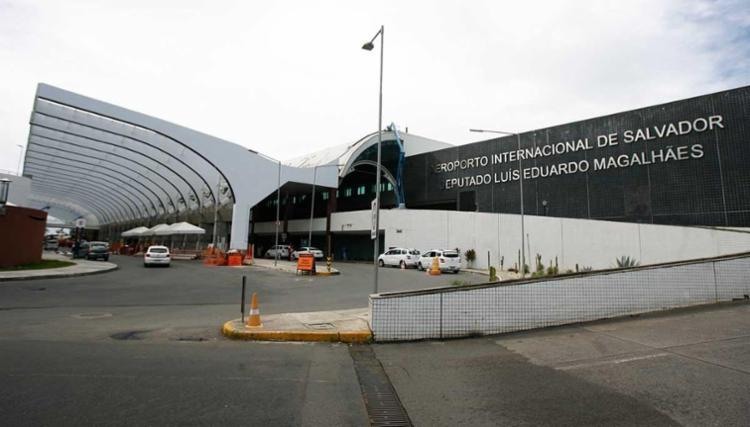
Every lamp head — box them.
[361,42,374,51]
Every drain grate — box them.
[349,345,412,427]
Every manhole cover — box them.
[72,312,113,320]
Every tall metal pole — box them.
[468,128,525,277]
[373,25,384,295]
[362,25,384,294]
[307,166,317,247]
[517,133,525,278]
[16,145,24,176]
[211,177,221,248]
[274,160,282,266]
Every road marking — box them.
[557,353,670,371]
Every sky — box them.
[1,0,749,174]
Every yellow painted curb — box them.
[222,320,372,343]
[315,270,341,276]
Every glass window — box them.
[357,185,366,195]
[322,192,329,200]
[344,188,352,197]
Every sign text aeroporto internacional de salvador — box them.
[434,115,724,190]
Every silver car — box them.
[378,247,420,268]
[291,246,324,260]
[265,245,292,259]
[418,249,461,273]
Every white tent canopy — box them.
[121,226,150,237]
[141,223,171,236]
[155,222,205,236]
[46,215,65,226]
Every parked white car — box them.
[144,245,171,267]
[265,245,292,259]
[291,246,324,260]
[418,249,461,273]
[377,247,420,268]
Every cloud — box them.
[0,0,748,174]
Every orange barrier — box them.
[296,253,316,274]
[227,252,243,266]
[203,247,227,266]
[243,244,254,265]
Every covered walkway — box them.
[24,84,337,249]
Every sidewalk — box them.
[0,253,118,282]
[222,307,371,343]
[249,257,340,276]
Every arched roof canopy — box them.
[24,84,337,249]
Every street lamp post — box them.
[362,25,384,294]
[16,145,24,176]
[274,160,282,266]
[307,164,340,249]
[211,177,221,249]
[469,128,525,277]
[308,166,317,247]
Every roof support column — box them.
[229,201,250,250]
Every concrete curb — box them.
[314,270,341,276]
[248,260,341,276]
[221,320,372,343]
[0,262,118,282]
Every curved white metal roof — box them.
[24,83,337,249]
[283,130,453,177]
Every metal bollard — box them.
[240,275,246,323]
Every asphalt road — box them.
[0,255,748,425]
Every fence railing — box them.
[370,252,750,342]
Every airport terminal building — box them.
[14,83,750,268]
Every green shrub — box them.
[489,266,498,281]
[615,256,639,268]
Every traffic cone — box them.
[246,292,262,327]
[429,257,442,276]
[400,261,405,270]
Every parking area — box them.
[1,254,747,425]
[0,255,488,339]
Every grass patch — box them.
[0,260,75,271]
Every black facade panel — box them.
[404,85,750,227]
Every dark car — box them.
[84,241,110,261]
